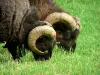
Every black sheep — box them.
[0,0,56,61]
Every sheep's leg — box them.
[5,42,19,60]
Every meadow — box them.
[0,0,100,75]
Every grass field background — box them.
[0,0,100,75]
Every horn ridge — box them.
[45,12,79,31]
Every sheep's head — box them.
[45,12,81,52]
[28,21,56,60]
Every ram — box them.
[0,0,56,61]
[29,0,81,52]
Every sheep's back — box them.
[0,0,30,42]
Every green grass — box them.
[0,0,100,75]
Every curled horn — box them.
[28,22,56,55]
[45,12,80,31]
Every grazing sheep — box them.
[28,0,81,52]
[0,0,56,61]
